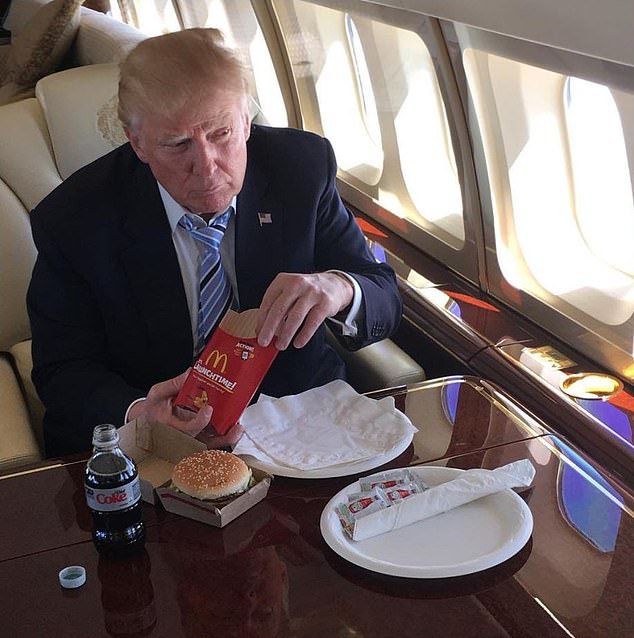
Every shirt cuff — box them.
[327,270,363,337]
[124,397,146,424]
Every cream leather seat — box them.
[0,89,70,468]
[0,6,148,471]
[0,63,125,469]
[0,175,41,469]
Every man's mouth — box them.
[192,185,223,196]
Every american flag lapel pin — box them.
[258,212,273,226]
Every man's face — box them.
[126,88,251,215]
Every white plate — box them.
[237,431,414,479]
[320,466,533,578]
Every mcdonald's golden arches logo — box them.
[204,349,228,373]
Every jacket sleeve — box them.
[314,137,402,350]
[27,205,144,454]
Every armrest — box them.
[326,327,425,393]
[0,355,42,471]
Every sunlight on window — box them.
[509,111,577,293]
[346,17,381,152]
[386,26,463,243]
[566,78,634,275]
[249,34,288,127]
[126,0,180,35]
[469,51,634,325]
[316,40,383,184]
[508,84,634,324]
[274,0,470,268]
[406,270,433,288]
[109,2,122,22]
[377,189,405,217]
[395,66,463,238]
[198,0,231,38]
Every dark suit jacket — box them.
[28,125,402,457]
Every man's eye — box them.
[215,127,231,139]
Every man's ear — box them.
[244,118,252,142]
[125,126,148,163]
[242,103,252,141]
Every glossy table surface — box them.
[2,377,632,637]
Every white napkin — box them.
[349,460,535,541]
[234,380,418,470]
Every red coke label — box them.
[85,477,141,512]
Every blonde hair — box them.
[118,28,249,130]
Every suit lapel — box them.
[118,160,193,361]
[235,129,285,309]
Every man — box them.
[27,28,402,457]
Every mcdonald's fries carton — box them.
[175,310,278,436]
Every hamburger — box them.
[172,450,252,500]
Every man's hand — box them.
[256,272,354,350]
[127,369,212,436]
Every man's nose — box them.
[191,140,217,175]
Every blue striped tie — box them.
[179,207,234,353]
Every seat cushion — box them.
[326,328,425,393]
[9,340,45,453]
[0,179,35,352]
[0,97,62,210]
[36,62,126,179]
[74,6,147,66]
[0,355,42,471]
[0,0,82,106]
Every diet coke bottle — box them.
[85,424,145,557]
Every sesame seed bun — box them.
[172,450,252,500]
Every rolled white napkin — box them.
[234,380,418,470]
[349,459,535,541]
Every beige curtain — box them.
[115,0,183,30]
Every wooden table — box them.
[1,376,632,637]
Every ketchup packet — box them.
[336,487,390,537]
[337,471,429,539]
[175,310,278,435]
[359,469,425,492]
[382,481,426,503]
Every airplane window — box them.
[565,77,634,276]
[273,1,384,185]
[345,16,382,165]
[273,1,465,249]
[553,438,623,553]
[375,22,463,243]
[108,1,123,22]
[460,33,634,377]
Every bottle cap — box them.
[92,423,119,448]
[58,565,86,589]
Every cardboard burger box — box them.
[118,418,271,527]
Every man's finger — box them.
[257,285,297,347]
[150,369,191,400]
[171,405,212,436]
[274,298,316,350]
[292,306,326,348]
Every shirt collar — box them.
[157,182,236,233]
